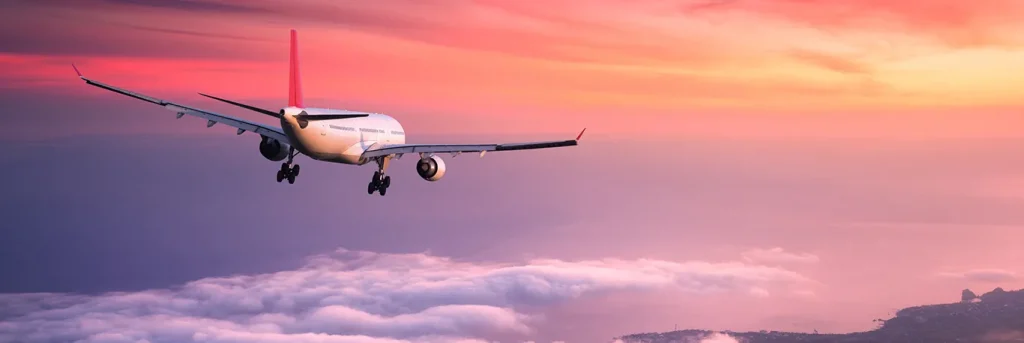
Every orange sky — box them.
[4,2,1024,342]
[4,0,1024,138]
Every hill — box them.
[617,287,1024,343]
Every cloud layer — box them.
[0,248,812,343]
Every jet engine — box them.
[258,136,289,161]
[416,155,446,182]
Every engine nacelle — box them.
[416,155,446,182]
[258,137,289,161]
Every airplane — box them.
[73,29,584,196]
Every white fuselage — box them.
[279,107,406,165]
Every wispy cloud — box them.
[937,268,1018,283]
[3,0,748,66]
[685,0,1024,48]
[742,247,820,265]
[787,49,873,75]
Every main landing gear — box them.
[367,156,391,196]
[276,147,300,184]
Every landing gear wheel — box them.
[369,156,392,195]
[277,163,300,184]
[278,147,302,185]
[377,176,391,196]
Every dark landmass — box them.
[617,287,1024,343]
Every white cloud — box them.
[0,248,811,343]
[741,247,819,265]
[700,332,740,343]
[937,268,1018,283]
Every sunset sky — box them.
[6,0,1024,139]
[3,1,1024,343]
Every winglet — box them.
[72,63,83,78]
[575,128,587,141]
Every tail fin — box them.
[288,29,303,108]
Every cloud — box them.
[980,330,1024,343]
[0,248,812,343]
[700,332,740,343]
[937,268,1018,283]
[34,0,1015,63]
[0,0,278,60]
[686,0,1024,48]
[9,0,1019,112]
[748,287,770,298]
[741,247,820,265]
[790,289,818,299]
[102,0,270,13]
[0,0,767,66]
[787,49,872,75]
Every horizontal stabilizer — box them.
[199,93,368,121]
[199,93,280,118]
[294,113,369,121]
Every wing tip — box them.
[575,128,587,141]
[71,63,83,78]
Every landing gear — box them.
[278,163,299,184]
[367,156,392,196]
[276,147,300,184]
[368,174,392,195]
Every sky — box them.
[2,0,1024,342]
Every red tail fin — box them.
[288,29,303,108]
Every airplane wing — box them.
[361,129,585,159]
[72,65,291,144]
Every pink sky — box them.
[5,0,1024,138]
[2,1,1024,343]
